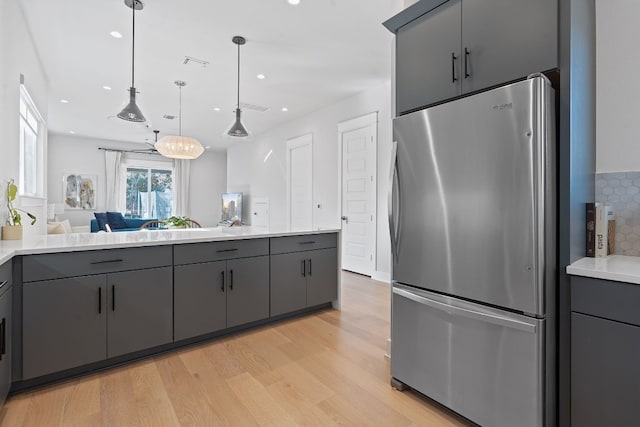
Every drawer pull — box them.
[299,241,316,245]
[90,259,124,265]
[0,280,7,290]
[216,248,239,253]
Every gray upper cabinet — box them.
[174,261,227,341]
[226,256,270,328]
[461,0,557,94]
[396,0,462,113]
[394,0,557,113]
[23,275,107,379]
[107,267,173,358]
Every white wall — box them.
[0,0,49,237]
[595,0,640,172]
[48,134,227,227]
[227,81,393,278]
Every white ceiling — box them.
[20,0,402,150]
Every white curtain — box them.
[174,159,190,217]
[104,151,122,212]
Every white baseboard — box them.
[372,270,391,283]
[385,338,391,359]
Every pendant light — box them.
[117,0,146,122]
[155,81,205,159]
[227,36,250,138]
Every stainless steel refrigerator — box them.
[389,75,556,427]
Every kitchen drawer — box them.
[173,238,269,265]
[0,260,10,293]
[22,246,172,282]
[571,276,640,327]
[270,233,337,255]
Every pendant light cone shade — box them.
[227,36,250,138]
[155,81,204,160]
[117,0,146,122]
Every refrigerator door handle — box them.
[393,287,537,333]
[388,140,399,261]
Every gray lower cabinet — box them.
[23,267,172,379]
[571,276,640,426]
[174,256,269,340]
[271,247,338,317]
[23,275,107,379]
[0,262,12,409]
[107,267,173,358]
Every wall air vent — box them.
[239,102,269,113]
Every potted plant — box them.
[162,215,190,229]
[2,179,37,240]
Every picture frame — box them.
[63,174,97,210]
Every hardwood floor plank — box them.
[21,382,72,427]
[129,360,181,427]
[100,366,140,427]
[226,372,299,427]
[265,379,338,427]
[60,377,101,427]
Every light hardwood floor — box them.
[0,271,468,426]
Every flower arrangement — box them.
[6,179,36,226]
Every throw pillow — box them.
[47,223,66,234]
[59,219,73,233]
[94,212,108,231]
[106,212,128,229]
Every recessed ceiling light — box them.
[110,31,122,38]
[257,74,266,80]
[213,107,221,111]
[103,86,112,91]
[60,99,69,103]
[281,107,289,112]
[288,0,301,5]
[69,130,75,134]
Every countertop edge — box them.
[0,228,341,263]
[566,255,640,285]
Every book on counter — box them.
[594,203,614,258]
[585,202,596,257]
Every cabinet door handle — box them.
[302,259,306,277]
[90,259,123,265]
[308,259,312,276]
[464,47,470,78]
[98,287,102,314]
[451,52,458,83]
[299,241,316,245]
[229,269,234,290]
[0,280,7,290]
[0,318,5,359]
[221,271,225,292]
[112,285,116,311]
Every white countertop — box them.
[0,227,340,265]
[566,255,640,284]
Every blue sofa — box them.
[90,218,157,233]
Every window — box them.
[123,162,174,219]
[19,85,44,196]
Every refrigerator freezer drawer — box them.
[391,285,544,427]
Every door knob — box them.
[341,216,348,223]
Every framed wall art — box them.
[63,174,97,210]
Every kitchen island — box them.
[0,227,340,393]
[566,255,640,427]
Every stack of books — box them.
[586,202,615,257]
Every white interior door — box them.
[340,116,376,276]
[251,197,269,227]
[287,134,313,230]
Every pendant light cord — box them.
[179,84,182,136]
[131,0,136,87]
[236,42,240,110]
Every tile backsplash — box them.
[595,172,640,256]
